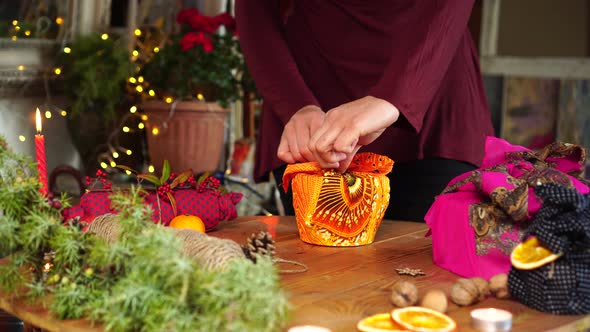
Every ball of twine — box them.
[87,214,245,270]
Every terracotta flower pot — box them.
[141,100,229,174]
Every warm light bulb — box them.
[126,150,132,155]
[11,36,17,41]
[122,126,130,133]
[138,123,145,129]
[63,47,71,54]
[55,17,64,25]
[101,33,109,40]
[141,115,148,121]
[12,20,17,26]
[45,111,52,119]
[60,110,67,117]
[148,165,155,173]
[136,86,143,93]
[129,106,137,113]
[17,65,25,71]
[197,93,204,100]
[24,30,31,36]
[132,50,139,57]
[152,127,159,135]
[15,26,20,31]
[100,162,108,169]
[125,170,132,175]
[110,161,116,167]
[134,28,141,36]
[165,97,173,103]
[153,47,160,53]
[112,152,119,158]
[138,76,144,83]
[148,89,155,96]
[54,67,61,75]
[18,135,25,142]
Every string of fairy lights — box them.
[7,13,210,175]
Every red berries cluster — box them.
[197,176,221,193]
[84,169,112,190]
[157,182,172,201]
[46,192,62,210]
[187,175,197,187]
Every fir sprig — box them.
[0,136,290,331]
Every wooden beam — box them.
[481,55,590,79]
[480,0,501,56]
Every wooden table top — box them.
[1,216,589,332]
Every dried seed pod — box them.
[420,289,448,313]
[489,273,510,299]
[450,278,480,306]
[390,280,419,307]
[470,277,490,301]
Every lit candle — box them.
[35,108,48,196]
[470,308,513,332]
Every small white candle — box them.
[471,308,513,332]
[288,325,332,332]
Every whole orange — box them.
[169,214,206,233]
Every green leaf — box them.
[137,174,161,186]
[170,170,192,189]
[196,172,209,185]
[115,165,137,175]
[160,160,171,184]
[166,192,177,217]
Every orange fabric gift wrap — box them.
[283,153,394,246]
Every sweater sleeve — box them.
[235,0,320,125]
[368,0,475,133]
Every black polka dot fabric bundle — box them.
[508,183,590,314]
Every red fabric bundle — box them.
[62,188,243,231]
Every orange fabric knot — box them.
[283,152,394,246]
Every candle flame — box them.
[35,108,42,133]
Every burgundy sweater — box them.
[235,0,494,182]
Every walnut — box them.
[390,280,419,307]
[450,278,480,306]
[471,277,490,301]
[420,289,448,313]
[489,273,510,299]
[450,277,492,306]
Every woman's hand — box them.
[277,105,325,164]
[309,96,399,172]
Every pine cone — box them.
[242,231,275,263]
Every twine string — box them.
[86,214,307,273]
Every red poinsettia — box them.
[141,7,254,106]
[175,8,237,52]
[180,32,213,52]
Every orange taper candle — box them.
[35,108,48,196]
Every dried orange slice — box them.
[391,307,456,332]
[357,313,406,332]
[510,236,562,270]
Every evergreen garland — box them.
[0,136,289,331]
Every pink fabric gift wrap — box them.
[425,136,589,279]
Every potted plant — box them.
[139,8,254,174]
[57,33,142,175]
